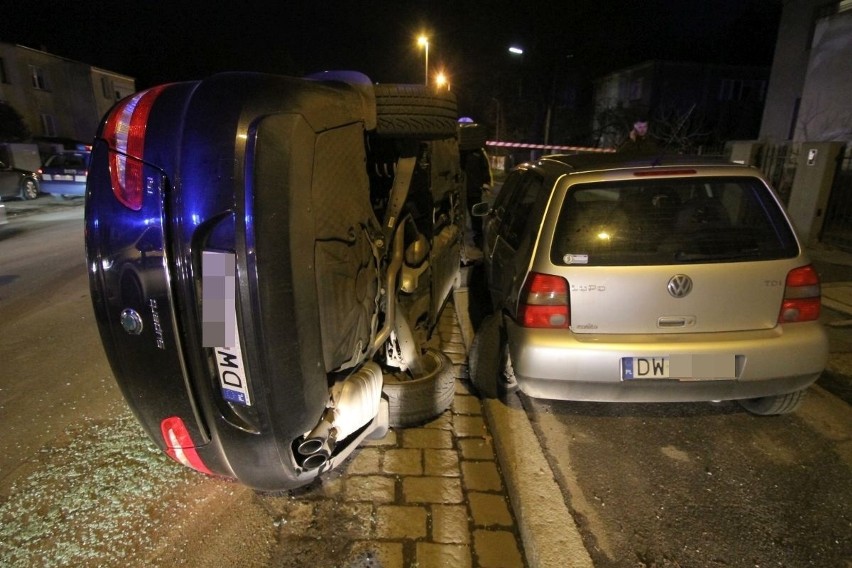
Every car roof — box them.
[530,153,737,176]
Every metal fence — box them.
[752,143,800,206]
[739,142,852,251]
[820,145,852,250]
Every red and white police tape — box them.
[486,141,615,153]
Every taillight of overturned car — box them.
[160,416,213,475]
[518,272,570,328]
[778,265,821,323]
[102,85,168,211]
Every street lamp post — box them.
[418,35,429,85]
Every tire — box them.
[469,312,519,400]
[468,313,502,399]
[20,178,38,200]
[458,123,488,151]
[382,348,455,427]
[738,389,807,416]
[374,84,458,139]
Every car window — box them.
[500,171,546,249]
[550,176,798,266]
[492,169,524,220]
[45,153,89,168]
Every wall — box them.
[759,0,816,141]
[794,9,852,141]
[0,43,135,145]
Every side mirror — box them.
[471,202,491,217]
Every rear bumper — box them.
[506,319,828,402]
[85,73,382,490]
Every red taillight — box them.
[160,416,213,475]
[778,265,821,323]
[102,85,168,210]
[518,272,570,328]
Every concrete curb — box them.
[454,281,594,568]
[484,396,595,568]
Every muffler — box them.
[297,362,384,470]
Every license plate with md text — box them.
[621,355,736,381]
[203,251,252,406]
[214,327,252,406]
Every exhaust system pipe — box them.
[297,362,384,470]
[297,409,337,470]
[372,221,406,354]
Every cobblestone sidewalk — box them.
[259,304,528,568]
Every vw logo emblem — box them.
[667,274,693,298]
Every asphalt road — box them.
[1,197,850,567]
[524,390,851,567]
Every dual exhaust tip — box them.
[297,409,337,470]
[295,362,384,471]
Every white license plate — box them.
[213,326,252,406]
[203,251,252,406]
[622,355,736,380]
[54,174,74,181]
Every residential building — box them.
[593,60,770,150]
[0,42,135,148]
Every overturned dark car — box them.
[85,71,467,490]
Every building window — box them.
[101,77,114,99]
[629,78,644,101]
[30,66,48,90]
[719,79,767,102]
[41,113,57,136]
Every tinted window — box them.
[550,177,798,266]
[45,153,89,168]
[498,171,546,249]
[492,169,524,219]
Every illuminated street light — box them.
[435,71,450,91]
[508,46,524,55]
[418,35,429,85]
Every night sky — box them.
[1,0,783,116]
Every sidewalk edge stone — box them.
[484,396,594,568]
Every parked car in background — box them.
[0,160,39,200]
[85,71,466,491]
[39,149,91,198]
[470,154,828,415]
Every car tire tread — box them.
[738,389,807,415]
[382,348,455,427]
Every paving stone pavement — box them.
[261,303,529,568]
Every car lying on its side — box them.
[470,154,828,415]
[85,71,466,490]
[39,149,91,198]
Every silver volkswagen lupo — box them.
[471,154,828,415]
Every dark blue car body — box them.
[85,72,463,490]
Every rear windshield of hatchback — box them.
[550,176,799,266]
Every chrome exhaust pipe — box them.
[297,408,336,469]
[297,363,384,470]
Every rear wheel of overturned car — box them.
[738,389,807,415]
[382,348,455,427]
[374,84,458,139]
